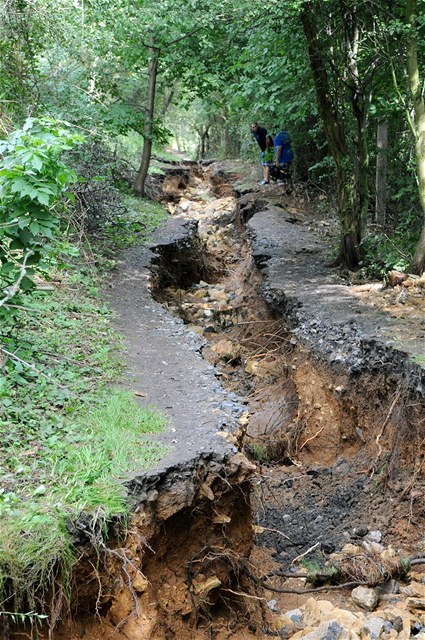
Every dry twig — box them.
[374,388,402,463]
[291,542,321,565]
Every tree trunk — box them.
[200,129,210,159]
[224,126,233,158]
[375,122,388,226]
[357,120,369,242]
[134,36,159,197]
[336,166,359,267]
[300,5,361,268]
[345,11,371,250]
[161,83,176,118]
[406,0,425,273]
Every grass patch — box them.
[410,354,425,368]
[98,194,168,255]
[0,193,169,617]
[0,389,166,612]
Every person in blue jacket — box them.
[274,129,294,192]
[251,122,267,152]
[274,130,294,168]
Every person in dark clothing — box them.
[251,122,267,151]
[251,122,270,185]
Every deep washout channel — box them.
[149,162,425,637]
[10,161,425,640]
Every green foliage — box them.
[99,193,168,252]
[361,212,420,278]
[0,134,171,615]
[0,610,48,626]
[0,0,47,127]
[301,558,322,583]
[0,117,83,319]
[247,442,270,464]
[0,388,166,613]
[301,558,339,585]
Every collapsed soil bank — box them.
[147,163,425,588]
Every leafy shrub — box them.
[361,210,420,278]
[0,117,83,319]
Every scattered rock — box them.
[407,597,425,611]
[268,598,280,613]
[211,338,240,362]
[285,608,304,623]
[352,586,379,611]
[212,513,231,524]
[391,616,404,633]
[376,579,400,597]
[363,540,385,554]
[244,356,283,378]
[192,575,221,596]
[291,621,344,640]
[367,531,383,543]
[341,544,363,555]
[400,582,425,598]
[132,571,149,594]
[362,616,386,640]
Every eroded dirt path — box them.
[30,161,425,640]
[154,163,424,550]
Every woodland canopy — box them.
[1,0,425,276]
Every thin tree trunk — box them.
[161,83,176,118]
[406,0,425,273]
[134,35,159,197]
[375,122,388,226]
[301,5,361,268]
[200,129,210,158]
[357,119,369,243]
[346,13,370,248]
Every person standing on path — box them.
[274,129,294,167]
[274,129,294,191]
[251,122,270,185]
[261,134,275,185]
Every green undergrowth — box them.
[361,213,419,278]
[0,196,169,617]
[98,194,168,255]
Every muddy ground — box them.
[16,160,425,640]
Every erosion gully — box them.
[13,163,425,640]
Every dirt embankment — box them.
[12,162,425,640]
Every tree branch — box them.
[0,250,33,309]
